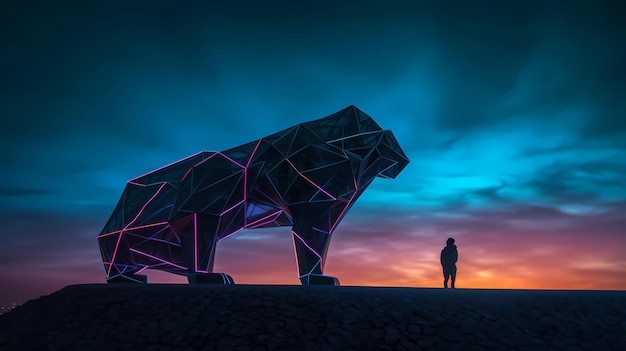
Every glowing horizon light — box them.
[97,105,409,285]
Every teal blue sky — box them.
[1,1,625,306]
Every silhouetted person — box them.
[440,238,458,288]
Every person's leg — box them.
[450,266,457,288]
[443,268,449,288]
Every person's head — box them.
[446,237,455,246]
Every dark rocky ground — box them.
[0,284,624,350]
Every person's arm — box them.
[440,250,444,265]
[454,249,458,264]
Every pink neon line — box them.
[243,139,262,225]
[247,210,283,228]
[292,231,323,261]
[134,226,176,246]
[97,230,121,239]
[244,172,247,224]
[247,217,281,229]
[107,231,124,276]
[135,265,149,275]
[109,183,167,276]
[125,221,168,232]
[246,139,263,168]
[132,151,203,181]
[246,211,279,227]
[330,191,358,233]
[286,159,336,200]
[246,139,261,168]
[193,213,210,274]
[128,181,145,187]
[129,248,187,270]
[246,210,283,229]
[220,199,245,216]
[217,152,245,169]
[124,182,167,230]
[194,213,198,272]
[182,167,193,180]
[192,152,218,168]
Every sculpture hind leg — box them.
[170,213,234,284]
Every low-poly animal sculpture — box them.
[98,105,409,285]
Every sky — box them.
[1,0,625,307]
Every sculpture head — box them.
[308,105,409,183]
[323,116,409,183]
[376,129,409,179]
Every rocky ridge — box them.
[0,284,624,350]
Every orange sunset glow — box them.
[1,202,625,309]
[94,205,626,292]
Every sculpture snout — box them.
[377,130,410,179]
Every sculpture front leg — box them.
[291,224,340,286]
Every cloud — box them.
[328,201,626,289]
[0,186,54,197]
[521,159,626,203]
[0,212,104,307]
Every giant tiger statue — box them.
[98,105,410,285]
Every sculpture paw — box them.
[187,273,235,284]
[301,275,340,286]
[107,273,148,284]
